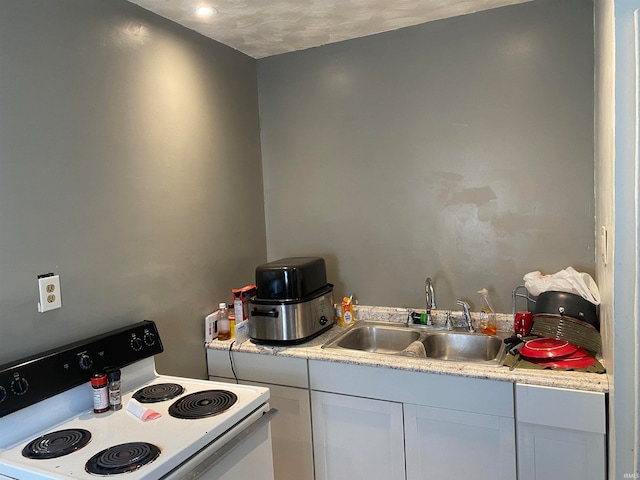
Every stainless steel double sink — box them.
[322,321,507,364]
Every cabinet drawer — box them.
[206,349,308,388]
[309,360,513,417]
[515,384,606,434]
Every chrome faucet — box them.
[456,300,474,332]
[425,277,436,326]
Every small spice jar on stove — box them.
[91,373,109,414]
[106,368,122,411]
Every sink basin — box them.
[322,321,506,364]
[422,332,504,362]
[329,324,421,354]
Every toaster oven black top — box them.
[255,257,328,301]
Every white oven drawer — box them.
[161,405,277,480]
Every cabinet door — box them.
[265,384,314,480]
[404,403,516,480]
[517,423,605,480]
[515,384,606,480]
[311,391,405,480]
[211,378,315,480]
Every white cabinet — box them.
[404,404,516,480]
[311,390,405,480]
[515,384,606,480]
[309,360,516,480]
[207,350,314,480]
[206,350,607,480]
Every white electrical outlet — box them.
[38,274,62,313]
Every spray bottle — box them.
[477,288,497,335]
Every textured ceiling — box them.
[126,0,534,58]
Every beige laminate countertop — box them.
[207,307,609,394]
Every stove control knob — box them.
[143,332,155,346]
[78,354,93,370]
[319,315,328,325]
[131,336,143,351]
[0,386,6,403]
[11,376,28,396]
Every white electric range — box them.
[0,321,276,480]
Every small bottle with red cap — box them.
[91,373,109,414]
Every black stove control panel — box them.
[0,320,163,417]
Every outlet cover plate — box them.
[38,275,62,313]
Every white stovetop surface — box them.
[0,359,269,480]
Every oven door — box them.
[161,405,277,480]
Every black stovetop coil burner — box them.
[168,390,238,419]
[85,442,161,476]
[22,429,92,460]
[132,383,185,403]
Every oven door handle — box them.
[178,407,278,480]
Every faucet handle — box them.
[456,300,474,332]
[445,311,453,330]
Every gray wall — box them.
[258,0,595,313]
[0,1,266,378]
